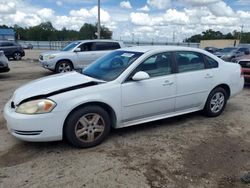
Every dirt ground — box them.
[0,50,250,188]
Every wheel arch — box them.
[56,59,74,69]
[63,101,117,138]
[212,84,231,99]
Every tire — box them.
[64,105,111,148]
[55,60,73,73]
[203,87,228,117]
[13,52,22,60]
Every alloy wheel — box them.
[210,92,225,113]
[75,113,105,143]
[58,62,72,73]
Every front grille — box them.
[13,130,43,136]
[239,61,250,68]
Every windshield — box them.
[82,50,143,81]
[222,47,237,53]
[61,41,81,51]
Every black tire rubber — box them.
[55,60,73,73]
[203,87,228,117]
[64,105,111,148]
[13,52,22,60]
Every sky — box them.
[0,0,250,42]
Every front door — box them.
[121,52,176,123]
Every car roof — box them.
[117,45,203,53]
[74,39,122,43]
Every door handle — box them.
[163,80,174,86]
[205,74,213,79]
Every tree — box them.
[0,22,113,41]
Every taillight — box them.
[240,67,244,77]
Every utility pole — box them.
[97,0,101,39]
[173,30,176,43]
[239,25,244,42]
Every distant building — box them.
[200,39,240,49]
[0,29,15,41]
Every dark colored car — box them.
[0,41,25,60]
[204,47,221,54]
[0,51,10,73]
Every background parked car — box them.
[204,47,221,54]
[39,40,124,73]
[21,43,33,49]
[215,47,249,62]
[0,51,10,73]
[0,41,25,60]
[237,58,250,83]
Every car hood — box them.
[12,72,104,105]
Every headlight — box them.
[44,54,56,60]
[16,99,56,114]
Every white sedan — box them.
[4,46,244,148]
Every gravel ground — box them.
[0,50,250,188]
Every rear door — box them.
[174,51,214,111]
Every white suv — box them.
[39,40,124,73]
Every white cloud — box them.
[37,8,55,19]
[164,9,189,24]
[147,0,171,10]
[137,5,150,12]
[120,1,132,9]
[179,0,220,6]
[56,1,63,7]
[130,12,152,26]
[0,2,16,14]
[207,1,235,17]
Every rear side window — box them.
[204,55,219,68]
[96,42,120,51]
[176,51,205,73]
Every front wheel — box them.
[55,61,73,73]
[64,106,111,148]
[203,87,228,117]
[13,52,22,60]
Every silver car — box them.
[0,51,10,73]
[39,40,124,73]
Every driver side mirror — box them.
[132,71,150,81]
[74,47,81,52]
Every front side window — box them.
[79,42,95,51]
[136,52,172,78]
[176,51,205,73]
[82,51,143,81]
[2,42,14,47]
[61,41,81,51]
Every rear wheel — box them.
[13,52,22,60]
[64,106,111,148]
[204,87,228,117]
[55,61,73,73]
